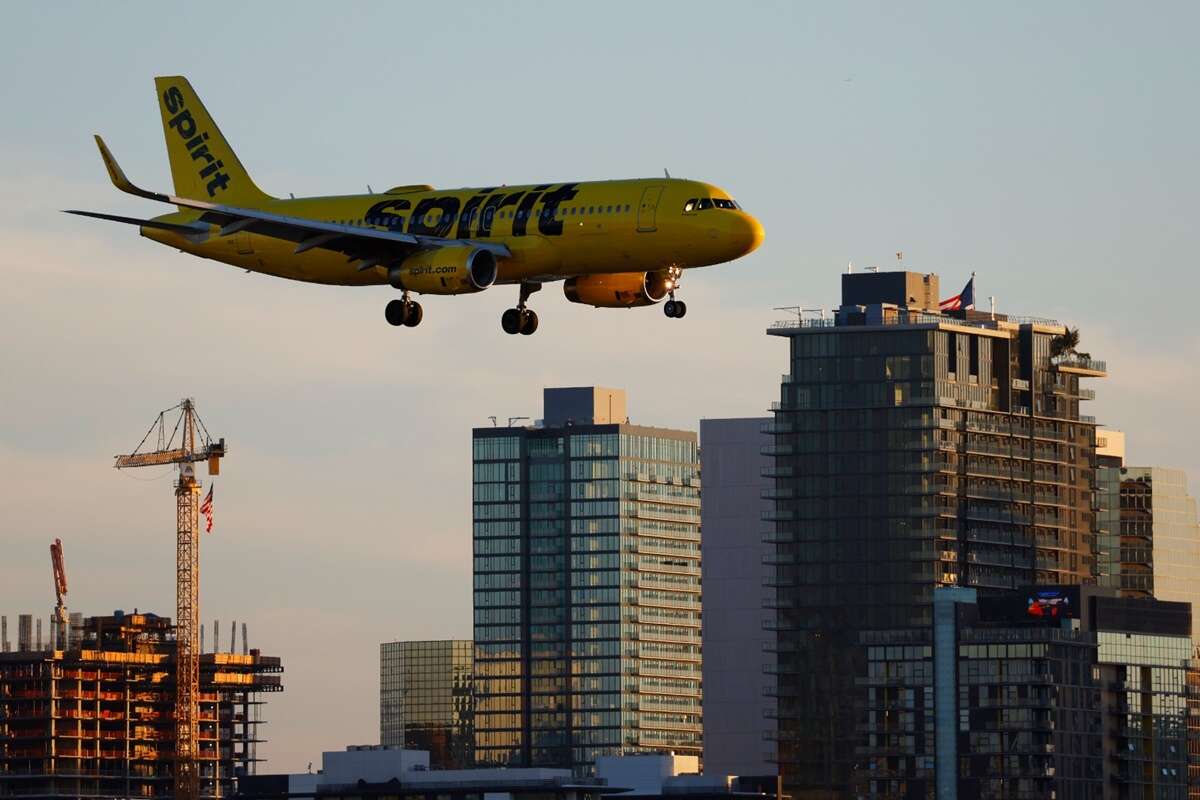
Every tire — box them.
[385,299,408,326]
[664,300,678,318]
[403,302,423,327]
[501,308,522,335]
[519,309,539,335]
[674,301,687,318]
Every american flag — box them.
[200,485,214,534]
[940,275,976,312]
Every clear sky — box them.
[1,1,1198,772]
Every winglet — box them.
[93,135,166,201]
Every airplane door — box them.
[637,185,664,232]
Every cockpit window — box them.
[683,198,698,212]
[697,198,714,210]
[714,198,736,209]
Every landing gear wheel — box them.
[403,301,423,327]
[664,299,687,318]
[519,309,539,335]
[501,308,523,335]
[673,301,687,318]
[385,299,409,326]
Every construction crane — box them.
[49,539,68,650]
[115,399,225,800]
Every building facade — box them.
[0,611,281,799]
[856,586,1195,799]
[765,272,1106,795]
[698,418,774,777]
[472,388,702,773]
[379,640,474,769]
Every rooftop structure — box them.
[0,610,282,799]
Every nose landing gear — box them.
[385,292,423,327]
[663,299,687,318]
[663,269,687,318]
[502,282,542,335]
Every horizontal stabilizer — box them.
[62,209,208,235]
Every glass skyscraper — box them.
[471,387,702,774]
[765,272,1106,795]
[379,639,474,769]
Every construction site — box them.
[0,400,284,799]
[0,611,281,798]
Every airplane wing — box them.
[70,136,511,271]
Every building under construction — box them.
[0,610,282,799]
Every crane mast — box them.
[49,539,68,649]
[115,399,225,800]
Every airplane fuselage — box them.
[144,177,763,286]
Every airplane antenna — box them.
[664,168,671,179]
[367,185,374,194]
[289,192,295,199]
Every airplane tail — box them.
[154,75,274,206]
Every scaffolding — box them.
[0,611,281,799]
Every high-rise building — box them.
[857,585,1195,798]
[765,271,1106,795]
[1094,430,1200,637]
[698,418,774,777]
[472,387,702,773]
[0,610,281,798]
[379,639,474,769]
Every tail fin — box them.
[154,75,274,205]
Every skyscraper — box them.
[765,271,1105,794]
[698,418,774,777]
[379,639,474,769]
[1096,445,1200,638]
[472,388,702,774]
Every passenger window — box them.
[606,205,613,213]
[588,206,594,214]
[624,204,630,212]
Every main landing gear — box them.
[385,293,423,328]
[502,282,541,335]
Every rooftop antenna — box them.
[242,622,248,655]
[508,416,530,427]
[847,261,854,273]
[865,265,879,273]
[773,306,804,323]
[896,251,904,263]
[488,416,498,427]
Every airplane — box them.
[68,76,764,335]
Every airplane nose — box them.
[734,213,765,256]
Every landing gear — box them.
[502,282,542,335]
[385,294,423,327]
[664,299,687,318]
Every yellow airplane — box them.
[68,76,764,335]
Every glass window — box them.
[683,199,697,212]
[697,198,713,210]
[714,198,736,209]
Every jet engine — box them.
[388,247,498,294]
[563,271,672,308]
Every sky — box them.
[1,1,1198,772]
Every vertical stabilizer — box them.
[154,75,273,205]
